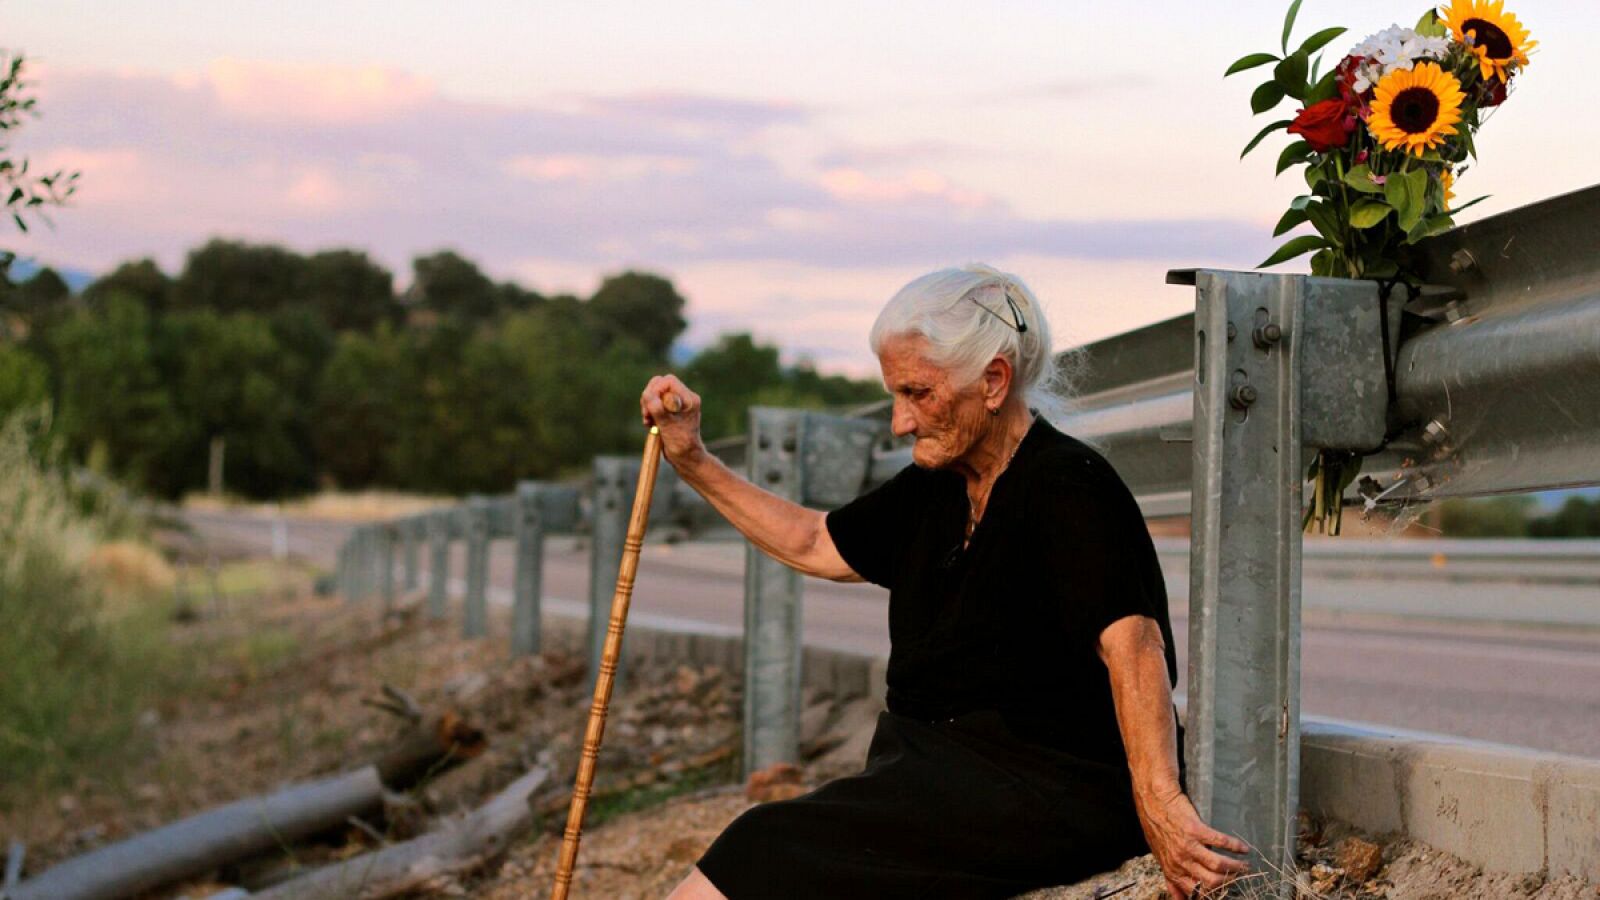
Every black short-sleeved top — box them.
[825,415,1179,767]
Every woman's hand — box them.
[640,374,706,466]
[1098,615,1250,898]
[1137,784,1250,899]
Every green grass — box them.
[0,412,181,804]
[582,756,738,829]
[233,628,300,680]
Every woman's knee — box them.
[666,865,727,900]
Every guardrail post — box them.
[464,497,490,639]
[1186,272,1305,881]
[588,456,637,677]
[351,527,371,601]
[743,407,806,776]
[401,517,420,591]
[426,511,450,621]
[336,541,351,601]
[512,481,546,656]
[379,524,397,614]
[343,530,358,600]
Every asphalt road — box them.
[184,510,1600,759]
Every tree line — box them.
[0,240,884,500]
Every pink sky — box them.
[10,1,1593,373]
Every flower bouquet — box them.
[1227,0,1534,533]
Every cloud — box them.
[204,59,435,124]
[817,167,992,208]
[17,61,1274,368]
[284,167,355,213]
[577,93,808,133]
[502,153,699,183]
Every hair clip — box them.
[971,287,1028,334]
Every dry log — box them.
[372,711,487,789]
[8,767,385,900]
[359,685,486,789]
[254,766,550,900]
[9,699,482,900]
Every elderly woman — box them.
[639,265,1248,900]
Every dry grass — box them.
[181,490,452,522]
[84,541,176,609]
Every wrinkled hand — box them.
[1138,787,1250,899]
[639,374,705,466]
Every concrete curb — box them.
[1300,716,1600,882]
[539,608,1599,883]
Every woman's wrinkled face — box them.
[878,333,988,470]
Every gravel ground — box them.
[9,565,1594,900]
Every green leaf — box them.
[1363,259,1400,279]
[1305,199,1344,245]
[1273,207,1310,236]
[1281,0,1305,54]
[1309,249,1336,277]
[1449,194,1491,216]
[1298,26,1348,56]
[1415,9,1447,37]
[1240,119,1291,158]
[1226,52,1280,76]
[1258,234,1329,269]
[1406,213,1456,244]
[1305,68,1339,103]
[1290,194,1315,211]
[1276,140,1311,175]
[1385,168,1429,231]
[1348,199,1393,229]
[1274,52,1309,100]
[1251,81,1286,114]
[1343,165,1385,194]
[1304,163,1327,190]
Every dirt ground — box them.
[6,553,1595,900]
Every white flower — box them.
[1347,25,1452,92]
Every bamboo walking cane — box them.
[550,394,680,900]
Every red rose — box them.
[1287,99,1351,152]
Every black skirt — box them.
[698,710,1149,900]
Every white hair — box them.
[869,263,1078,423]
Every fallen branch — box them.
[10,696,487,900]
[9,767,385,900]
[371,711,487,789]
[254,766,550,900]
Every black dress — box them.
[698,417,1182,899]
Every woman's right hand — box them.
[640,374,706,465]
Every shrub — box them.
[0,409,175,800]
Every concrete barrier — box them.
[1299,716,1600,882]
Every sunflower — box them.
[1440,168,1456,210]
[1368,62,1466,156]
[1440,0,1537,82]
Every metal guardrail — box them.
[1153,537,1600,587]
[335,183,1600,886]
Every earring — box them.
[988,406,999,417]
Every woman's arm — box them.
[1098,615,1250,900]
[640,374,862,582]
